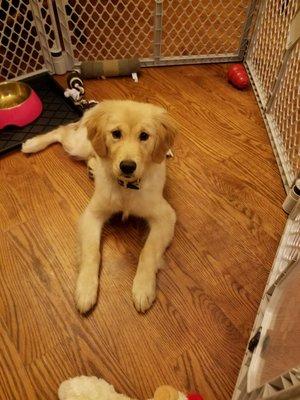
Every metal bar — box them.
[238,0,259,59]
[29,0,54,73]
[153,0,163,61]
[46,0,63,53]
[265,38,299,113]
[247,59,268,107]
[245,0,267,66]
[55,0,75,70]
[41,0,69,74]
[245,60,290,192]
[244,0,267,113]
[265,113,295,187]
[141,54,242,67]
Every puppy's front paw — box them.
[132,273,156,313]
[75,270,98,314]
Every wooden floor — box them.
[0,65,286,400]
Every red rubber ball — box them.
[227,64,249,90]
[227,64,243,81]
[187,393,204,400]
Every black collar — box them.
[117,179,141,190]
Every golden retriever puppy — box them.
[22,100,177,313]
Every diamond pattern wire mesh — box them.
[0,0,46,79]
[63,0,154,61]
[269,41,300,184]
[282,211,300,271]
[246,0,298,106]
[270,202,300,288]
[161,0,250,57]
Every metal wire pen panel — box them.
[232,202,300,400]
[246,0,298,106]
[60,0,154,61]
[267,41,300,186]
[160,0,250,58]
[2,0,256,76]
[1,0,45,79]
[56,0,256,67]
[0,0,55,80]
[271,201,300,285]
[38,0,58,51]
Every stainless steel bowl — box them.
[0,81,32,110]
[0,81,43,129]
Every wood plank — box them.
[0,318,37,400]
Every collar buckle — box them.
[118,179,140,190]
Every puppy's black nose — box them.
[120,160,137,175]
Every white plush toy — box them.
[58,376,204,400]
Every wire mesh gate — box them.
[232,201,300,400]
[232,3,300,397]
[56,0,255,66]
[245,0,299,190]
[0,0,54,79]
[1,0,255,80]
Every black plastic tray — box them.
[0,72,83,156]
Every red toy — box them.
[187,393,205,400]
[227,64,249,90]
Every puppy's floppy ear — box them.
[85,105,108,158]
[153,112,177,163]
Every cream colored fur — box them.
[58,376,186,400]
[58,376,132,400]
[22,100,177,314]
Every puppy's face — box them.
[86,100,177,182]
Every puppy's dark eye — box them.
[139,132,149,141]
[112,130,122,139]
